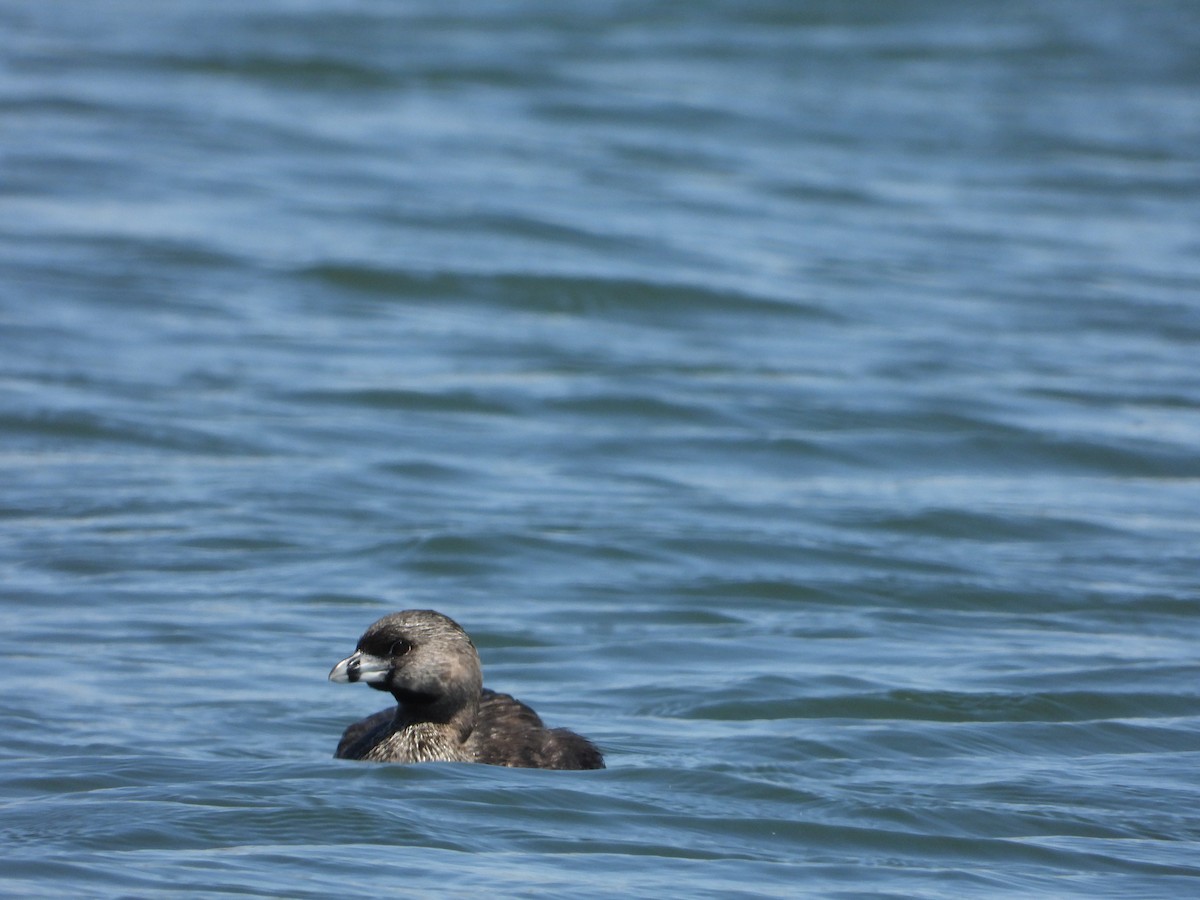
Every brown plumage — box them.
[328,610,604,770]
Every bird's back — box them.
[467,689,605,770]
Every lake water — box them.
[3,0,1200,896]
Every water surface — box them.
[3,1,1200,896]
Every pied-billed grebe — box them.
[328,609,604,770]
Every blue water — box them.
[3,0,1200,896]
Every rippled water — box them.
[3,0,1200,896]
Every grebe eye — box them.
[390,639,412,657]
